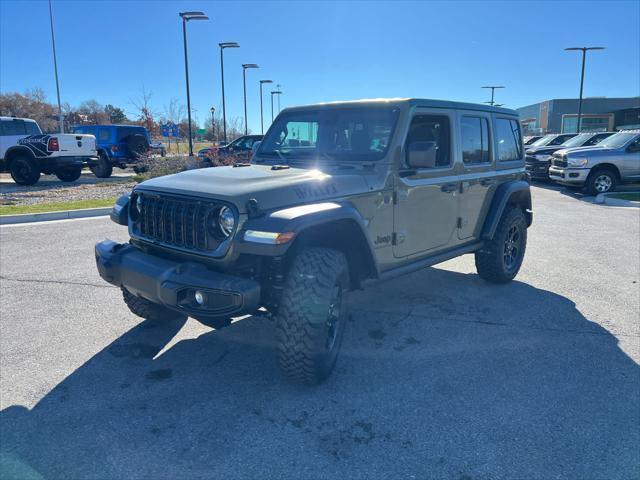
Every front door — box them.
[622,137,640,181]
[457,111,495,240]
[393,110,459,258]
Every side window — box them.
[495,118,522,162]
[461,116,491,164]
[406,114,451,168]
[98,128,110,142]
[4,120,26,136]
[24,121,41,135]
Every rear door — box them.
[2,119,28,157]
[393,109,459,258]
[457,111,495,240]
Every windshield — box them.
[561,134,592,148]
[529,135,557,147]
[257,107,400,162]
[598,132,638,148]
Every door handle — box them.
[480,178,496,187]
[441,183,458,193]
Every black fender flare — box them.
[236,201,379,278]
[481,180,532,240]
[4,146,37,165]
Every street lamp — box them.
[210,107,215,144]
[219,42,239,143]
[565,46,605,133]
[276,84,282,112]
[481,86,505,106]
[179,11,208,157]
[48,0,63,133]
[270,90,282,123]
[242,64,259,135]
[259,79,273,134]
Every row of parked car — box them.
[524,130,640,194]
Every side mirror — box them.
[626,142,640,153]
[407,141,437,169]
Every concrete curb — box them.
[594,193,640,208]
[0,207,111,225]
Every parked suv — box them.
[72,124,150,178]
[0,117,97,185]
[525,131,614,180]
[95,99,532,384]
[549,130,640,194]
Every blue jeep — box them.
[72,125,150,178]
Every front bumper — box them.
[548,166,590,185]
[95,240,261,319]
[525,161,551,179]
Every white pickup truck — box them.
[0,116,98,185]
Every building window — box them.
[562,114,612,133]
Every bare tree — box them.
[129,86,157,135]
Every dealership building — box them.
[516,97,640,134]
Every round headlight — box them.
[130,193,142,221]
[218,206,235,237]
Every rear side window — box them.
[98,128,110,142]
[25,121,41,135]
[495,118,522,162]
[461,116,491,164]
[3,120,26,135]
[406,114,451,168]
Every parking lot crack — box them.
[0,275,115,289]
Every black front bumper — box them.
[525,161,551,180]
[95,240,261,319]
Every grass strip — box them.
[0,197,116,216]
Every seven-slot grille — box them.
[133,193,223,251]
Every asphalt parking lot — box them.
[0,185,638,479]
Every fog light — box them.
[194,290,206,305]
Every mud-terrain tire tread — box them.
[10,155,40,186]
[475,206,527,284]
[90,153,113,178]
[121,287,185,322]
[276,248,349,385]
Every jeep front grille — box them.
[132,192,227,251]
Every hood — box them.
[135,164,370,213]
[525,145,564,155]
[560,145,612,157]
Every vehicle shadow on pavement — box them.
[1,268,639,479]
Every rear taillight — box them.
[47,137,59,151]
[111,145,119,152]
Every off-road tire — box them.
[585,167,617,196]
[10,155,40,186]
[55,166,82,182]
[276,248,350,385]
[90,153,113,178]
[475,206,527,284]
[122,287,185,322]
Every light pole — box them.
[276,84,282,112]
[242,64,258,135]
[210,107,215,144]
[219,42,239,143]
[565,46,605,133]
[481,86,505,106]
[48,0,63,132]
[180,11,208,157]
[270,90,282,122]
[259,79,273,134]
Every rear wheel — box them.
[586,168,617,195]
[475,207,527,284]
[89,153,113,178]
[10,155,40,186]
[122,287,186,322]
[276,248,350,384]
[55,166,82,182]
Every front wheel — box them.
[276,248,350,385]
[475,207,527,283]
[55,166,82,182]
[10,155,40,186]
[586,168,617,195]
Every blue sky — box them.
[1,0,639,134]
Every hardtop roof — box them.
[282,98,518,116]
